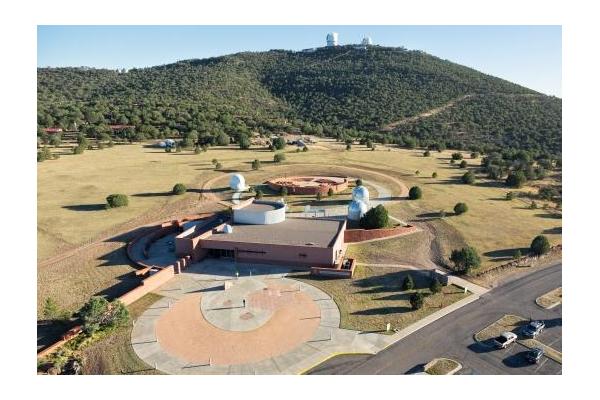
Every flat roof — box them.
[204,218,345,248]
[241,203,279,212]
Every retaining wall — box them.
[344,225,418,243]
[118,266,175,306]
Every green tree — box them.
[106,194,128,208]
[215,162,223,170]
[272,137,286,150]
[506,171,527,188]
[216,132,230,146]
[328,188,334,197]
[346,143,352,151]
[408,186,422,200]
[43,298,60,320]
[506,191,514,201]
[410,292,424,310]
[430,277,442,294]
[402,274,415,291]
[423,150,431,157]
[79,296,109,334]
[252,159,261,170]
[432,172,438,178]
[302,146,309,152]
[280,186,288,196]
[454,202,468,215]
[459,160,468,168]
[172,183,187,195]
[255,188,264,199]
[449,246,481,274]
[461,171,475,184]
[360,204,389,229]
[530,235,550,256]
[451,152,463,160]
[238,133,251,150]
[513,249,522,259]
[356,178,363,187]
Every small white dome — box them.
[223,224,233,234]
[352,185,370,202]
[229,174,246,191]
[348,200,369,221]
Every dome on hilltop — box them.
[229,174,246,191]
[352,185,370,202]
[348,199,369,221]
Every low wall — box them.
[266,176,348,196]
[344,225,418,243]
[310,258,356,278]
[118,266,175,306]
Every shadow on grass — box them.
[351,306,413,315]
[535,213,562,219]
[62,204,106,212]
[542,226,562,234]
[132,192,172,197]
[483,247,530,261]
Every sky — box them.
[37,25,562,96]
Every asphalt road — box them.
[308,262,562,375]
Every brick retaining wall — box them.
[344,225,418,243]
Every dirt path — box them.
[381,94,472,132]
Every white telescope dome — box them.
[229,173,246,191]
[352,185,370,202]
[348,199,369,221]
[223,224,233,234]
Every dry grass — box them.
[346,230,433,268]
[80,293,164,375]
[293,265,470,333]
[425,358,461,375]
[536,287,562,309]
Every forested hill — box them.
[37,45,562,155]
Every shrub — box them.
[506,191,514,201]
[79,297,129,335]
[430,277,442,294]
[356,178,363,187]
[415,170,420,176]
[451,152,463,160]
[73,145,85,154]
[530,235,550,256]
[461,171,475,184]
[450,159,456,165]
[471,151,480,159]
[346,143,351,151]
[410,292,424,310]
[280,187,288,196]
[432,172,438,178]
[211,158,218,165]
[216,132,230,146]
[402,274,415,291]
[194,146,201,154]
[408,186,422,200]
[423,150,431,157]
[513,249,522,259]
[106,194,128,208]
[255,188,264,199]
[107,140,114,148]
[529,201,538,209]
[302,146,309,152]
[215,162,223,170]
[506,171,527,188]
[274,153,286,163]
[449,246,481,274]
[459,160,468,169]
[328,188,334,197]
[272,137,286,150]
[37,147,52,162]
[172,183,187,195]
[316,192,323,201]
[454,202,468,215]
[252,159,261,170]
[360,204,389,229]
[238,133,250,150]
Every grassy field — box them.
[80,293,164,375]
[38,140,561,315]
[293,265,470,332]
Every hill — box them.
[37,45,561,155]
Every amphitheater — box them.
[266,175,348,195]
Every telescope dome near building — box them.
[352,185,370,202]
[348,199,369,221]
[229,173,246,192]
[326,32,339,47]
[361,36,373,46]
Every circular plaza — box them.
[266,175,349,195]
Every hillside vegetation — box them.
[37,45,561,155]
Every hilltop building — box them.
[326,32,339,47]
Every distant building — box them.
[361,36,373,46]
[326,32,339,47]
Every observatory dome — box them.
[348,200,369,221]
[352,185,370,202]
[223,224,233,234]
[229,174,246,191]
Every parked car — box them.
[525,347,544,364]
[493,332,518,349]
[521,320,545,338]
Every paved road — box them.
[308,262,562,375]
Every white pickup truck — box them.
[493,332,518,349]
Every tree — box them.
[423,150,431,157]
[302,146,309,152]
[530,235,550,256]
[408,186,422,200]
[274,152,286,163]
[255,188,264,199]
[513,249,522,259]
[451,152,463,160]
[360,204,389,229]
[106,194,128,208]
[506,191,514,201]
[454,202,468,215]
[212,158,218,165]
[280,187,288,196]
[430,277,442,294]
[459,160,468,169]
[409,292,424,310]
[79,296,109,334]
[346,143,352,151]
[172,183,187,195]
[450,246,481,274]
[216,132,230,146]
[38,146,52,162]
[327,188,334,197]
[252,159,261,170]
[415,170,420,176]
[316,192,323,201]
[43,298,60,320]
[506,171,526,188]
[238,133,251,149]
[215,162,223,170]
[471,151,480,159]
[73,145,85,155]
[402,274,415,291]
[461,171,475,184]
[432,172,438,178]
[272,137,286,150]
[356,178,363,187]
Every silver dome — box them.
[352,185,370,202]
[229,173,246,191]
[348,199,369,221]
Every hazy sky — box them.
[37,25,562,96]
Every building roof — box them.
[205,217,345,248]
[242,202,279,212]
